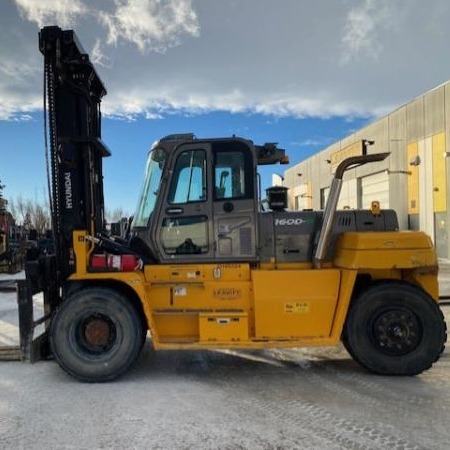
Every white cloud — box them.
[145,111,163,120]
[0,60,35,82]
[291,138,334,148]
[15,0,87,27]
[91,39,112,68]
[14,0,199,53]
[0,96,41,121]
[2,1,450,121]
[341,0,392,64]
[99,0,199,53]
[11,114,34,122]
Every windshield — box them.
[133,147,166,227]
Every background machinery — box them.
[20,26,446,381]
[0,199,23,274]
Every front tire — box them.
[343,282,447,375]
[51,287,144,382]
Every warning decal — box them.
[284,302,309,314]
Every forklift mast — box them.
[39,26,111,280]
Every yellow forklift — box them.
[19,27,446,382]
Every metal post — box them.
[17,279,34,361]
[314,178,343,268]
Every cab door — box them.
[212,142,258,260]
[154,143,214,261]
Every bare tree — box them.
[31,202,50,235]
[8,195,51,235]
[0,177,5,200]
[106,207,129,223]
[0,177,6,212]
[13,195,28,225]
[23,212,32,230]
[8,197,17,218]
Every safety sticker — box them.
[285,302,309,313]
[174,287,187,296]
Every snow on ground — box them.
[0,268,449,448]
[0,284,44,347]
[0,314,449,449]
[0,291,19,346]
[0,270,25,281]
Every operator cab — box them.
[131,134,287,263]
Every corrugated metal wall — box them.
[283,81,450,258]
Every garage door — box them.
[337,179,357,210]
[361,171,389,209]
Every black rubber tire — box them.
[50,287,144,382]
[343,282,447,375]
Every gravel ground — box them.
[0,269,449,449]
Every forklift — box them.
[18,26,446,382]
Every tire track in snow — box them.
[186,351,425,450]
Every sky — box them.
[1,0,450,216]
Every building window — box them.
[320,187,330,209]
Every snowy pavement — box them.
[0,327,449,449]
[0,269,449,449]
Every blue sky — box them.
[0,111,367,214]
[102,112,368,213]
[2,0,450,217]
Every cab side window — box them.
[214,150,252,200]
[163,149,209,255]
[169,150,206,204]
[161,216,208,255]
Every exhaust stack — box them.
[313,152,390,268]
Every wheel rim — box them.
[370,308,423,356]
[72,313,118,356]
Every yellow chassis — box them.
[69,230,439,351]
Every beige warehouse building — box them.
[282,81,450,259]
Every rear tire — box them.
[343,282,447,375]
[51,287,144,382]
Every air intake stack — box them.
[266,186,289,211]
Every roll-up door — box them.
[361,172,389,209]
